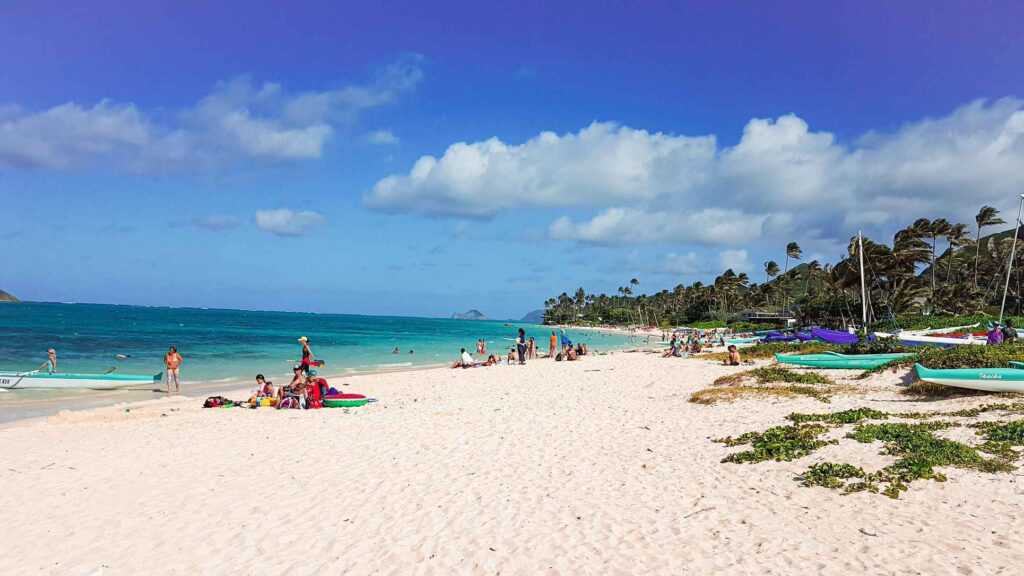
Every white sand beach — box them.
[2,351,1022,575]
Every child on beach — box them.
[723,345,741,366]
[527,336,537,359]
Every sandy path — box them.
[1,352,1022,575]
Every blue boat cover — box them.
[811,327,859,345]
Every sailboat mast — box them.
[858,231,867,330]
[999,194,1024,323]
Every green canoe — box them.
[775,351,914,370]
[915,363,1024,393]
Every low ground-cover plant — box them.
[690,384,833,405]
[721,404,1024,498]
[714,367,833,387]
[716,424,835,463]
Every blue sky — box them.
[2,1,1023,319]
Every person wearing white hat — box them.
[298,336,314,374]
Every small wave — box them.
[376,362,413,368]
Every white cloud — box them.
[255,209,326,237]
[365,122,717,217]
[366,129,399,145]
[366,98,1024,247]
[0,101,151,169]
[0,55,423,171]
[549,208,777,245]
[719,249,751,274]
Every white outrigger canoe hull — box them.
[874,331,986,346]
[0,371,162,390]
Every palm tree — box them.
[764,260,780,283]
[974,205,1005,289]
[926,218,951,299]
[784,242,802,274]
[782,242,802,311]
[943,223,970,285]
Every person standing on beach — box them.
[549,331,558,358]
[298,336,314,374]
[516,328,527,365]
[164,346,183,394]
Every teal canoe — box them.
[775,352,914,370]
[915,363,1024,393]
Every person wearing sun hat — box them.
[297,336,315,374]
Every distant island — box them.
[451,309,487,320]
[0,289,19,303]
[519,309,545,324]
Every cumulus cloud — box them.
[255,209,326,237]
[366,129,399,145]
[549,208,781,245]
[0,55,423,171]
[366,98,1024,247]
[365,122,716,217]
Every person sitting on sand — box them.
[565,346,578,361]
[254,374,275,398]
[507,347,517,365]
[690,340,702,354]
[663,336,682,358]
[278,366,306,402]
[485,354,498,366]
[723,345,741,366]
[452,348,476,369]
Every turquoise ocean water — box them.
[0,302,641,422]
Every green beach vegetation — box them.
[718,403,1024,498]
[542,206,1024,329]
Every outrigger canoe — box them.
[0,371,163,390]
[914,363,1024,393]
[775,352,914,370]
[726,337,762,345]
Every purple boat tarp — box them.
[764,331,798,342]
[796,331,815,341]
[810,327,859,345]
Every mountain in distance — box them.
[451,309,487,320]
[0,289,19,303]
[519,309,545,324]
